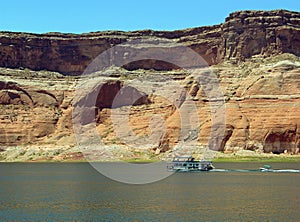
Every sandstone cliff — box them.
[0,10,299,161]
[0,10,299,74]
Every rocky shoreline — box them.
[1,145,299,162]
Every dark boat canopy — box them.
[173,156,194,162]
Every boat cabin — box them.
[167,156,214,172]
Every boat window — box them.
[183,164,187,166]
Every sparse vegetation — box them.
[100,127,114,139]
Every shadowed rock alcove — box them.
[76,80,151,125]
[122,59,181,71]
[95,80,150,109]
[263,129,299,154]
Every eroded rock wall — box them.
[0,10,299,74]
[0,10,299,160]
[221,10,300,60]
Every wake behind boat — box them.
[211,164,300,173]
[167,156,214,172]
[259,165,300,173]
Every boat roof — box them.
[172,156,212,163]
[175,155,193,158]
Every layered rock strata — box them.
[0,10,299,161]
[0,10,299,74]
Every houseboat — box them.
[167,156,214,172]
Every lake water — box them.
[0,162,299,221]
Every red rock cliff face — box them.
[221,10,300,60]
[0,10,299,75]
[0,10,300,161]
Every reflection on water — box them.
[0,162,299,221]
